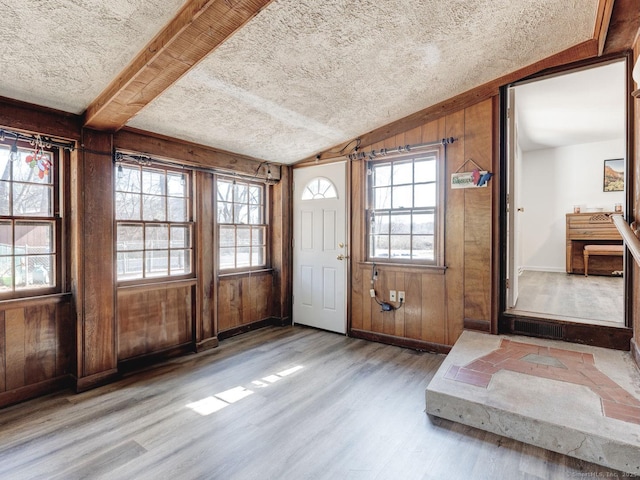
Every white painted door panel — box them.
[293,163,346,333]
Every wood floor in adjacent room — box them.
[509,270,625,326]
[0,326,632,480]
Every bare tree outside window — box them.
[367,154,438,263]
[115,163,193,281]
[216,177,267,270]
[0,144,56,295]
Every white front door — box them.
[292,162,347,333]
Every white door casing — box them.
[507,87,522,309]
[292,162,347,333]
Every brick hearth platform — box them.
[426,331,640,475]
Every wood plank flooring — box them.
[509,271,624,326]
[0,326,633,479]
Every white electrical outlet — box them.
[369,289,376,298]
[390,290,397,302]
[398,291,405,303]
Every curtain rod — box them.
[114,151,279,185]
[348,137,456,161]
[0,128,75,151]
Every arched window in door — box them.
[301,177,338,200]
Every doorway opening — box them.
[501,57,631,341]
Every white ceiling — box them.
[0,1,601,164]
[514,60,627,152]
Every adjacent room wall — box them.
[520,138,625,272]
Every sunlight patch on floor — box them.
[186,365,304,416]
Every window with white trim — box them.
[367,152,440,263]
[216,177,267,270]
[115,163,193,281]
[0,140,59,296]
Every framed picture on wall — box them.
[603,158,624,192]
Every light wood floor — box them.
[509,270,625,326]
[0,326,633,479]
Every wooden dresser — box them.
[566,212,623,275]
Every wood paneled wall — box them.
[73,129,117,391]
[218,271,274,334]
[117,282,194,360]
[0,99,287,407]
[0,296,74,406]
[271,166,293,323]
[350,98,496,350]
[195,171,217,350]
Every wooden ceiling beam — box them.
[594,0,615,56]
[84,0,274,131]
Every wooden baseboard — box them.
[631,338,640,371]
[349,329,451,354]
[118,343,194,374]
[0,376,73,409]
[272,316,292,327]
[75,369,119,393]
[196,336,219,352]
[218,317,290,340]
[464,318,491,332]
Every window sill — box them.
[358,261,447,274]
[117,277,197,291]
[0,292,71,309]
[218,268,274,279]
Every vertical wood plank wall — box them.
[350,98,496,350]
[117,282,195,360]
[0,297,74,405]
[74,129,117,391]
[217,272,274,334]
[196,172,217,350]
[271,166,293,324]
[0,110,288,407]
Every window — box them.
[367,152,440,263]
[216,178,267,270]
[0,140,58,296]
[301,177,337,200]
[115,163,193,281]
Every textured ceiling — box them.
[128,0,598,163]
[0,0,600,164]
[0,0,186,113]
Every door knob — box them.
[337,254,348,261]
[338,242,345,248]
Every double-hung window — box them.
[367,151,441,263]
[115,163,193,281]
[0,140,59,296]
[216,177,267,271]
